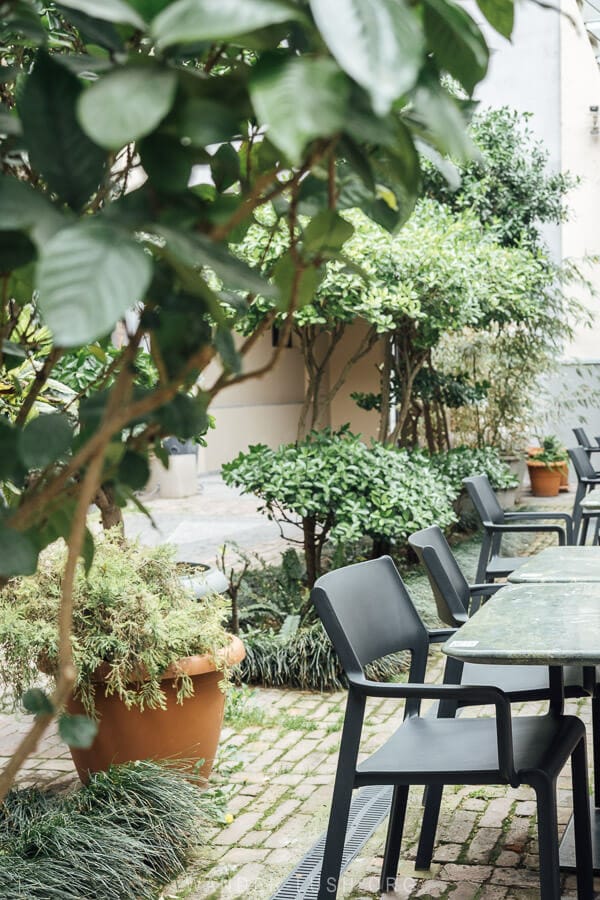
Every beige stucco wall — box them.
[560,0,600,360]
[200,329,304,471]
[328,320,382,440]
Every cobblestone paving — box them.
[2,488,596,898]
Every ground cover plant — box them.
[0,760,222,899]
[0,0,518,794]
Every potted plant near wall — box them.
[526,436,568,497]
[0,534,244,783]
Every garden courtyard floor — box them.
[1,478,598,899]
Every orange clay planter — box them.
[526,459,562,497]
[67,635,245,784]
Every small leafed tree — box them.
[0,0,515,797]
[222,428,457,587]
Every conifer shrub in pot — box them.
[0,534,244,782]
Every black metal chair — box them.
[408,524,595,868]
[573,427,600,459]
[312,556,592,899]
[463,474,573,583]
[569,447,600,544]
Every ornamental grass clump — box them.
[0,760,221,899]
[0,533,230,717]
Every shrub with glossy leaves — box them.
[222,428,456,586]
[428,445,519,494]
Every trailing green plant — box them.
[222,427,456,587]
[0,760,222,900]
[428,446,519,495]
[0,533,230,718]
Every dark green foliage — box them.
[423,106,575,249]
[0,761,221,899]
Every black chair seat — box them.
[486,556,524,577]
[357,714,582,783]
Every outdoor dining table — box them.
[507,545,600,583]
[443,581,600,873]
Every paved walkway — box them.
[1,483,596,898]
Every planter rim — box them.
[81,635,245,684]
[526,459,567,469]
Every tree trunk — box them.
[423,401,436,452]
[378,337,393,443]
[94,483,124,532]
[303,516,318,588]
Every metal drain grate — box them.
[269,785,392,900]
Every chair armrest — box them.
[428,628,457,644]
[349,674,516,780]
[503,512,573,544]
[484,521,567,545]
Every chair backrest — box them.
[463,474,504,525]
[569,446,597,481]
[408,526,470,629]
[573,427,594,449]
[311,557,429,691]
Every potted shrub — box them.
[527,436,568,497]
[0,534,244,783]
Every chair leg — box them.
[580,515,590,546]
[318,772,355,898]
[414,784,444,869]
[571,737,594,900]
[532,773,561,900]
[476,532,492,583]
[573,484,586,543]
[380,785,409,892]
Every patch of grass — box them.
[278,713,318,732]
[0,761,222,899]
[224,686,266,729]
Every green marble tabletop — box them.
[443,582,600,665]
[507,546,600,583]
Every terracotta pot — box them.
[67,636,245,784]
[558,461,569,491]
[527,460,562,497]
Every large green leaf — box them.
[272,254,323,311]
[55,4,125,51]
[18,52,107,212]
[423,0,489,94]
[302,211,354,256]
[0,174,65,246]
[56,0,146,28]
[58,713,98,748]
[152,0,303,47]
[309,0,424,116]
[18,413,74,469]
[36,221,153,346]
[156,225,278,296]
[249,56,348,165]
[476,0,514,38]
[0,526,38,577]
[78,65,177,150]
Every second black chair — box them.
[463,474,573,583]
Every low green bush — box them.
[428,445,519,495]
[0,761,222,899]
[223,428,456,586]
